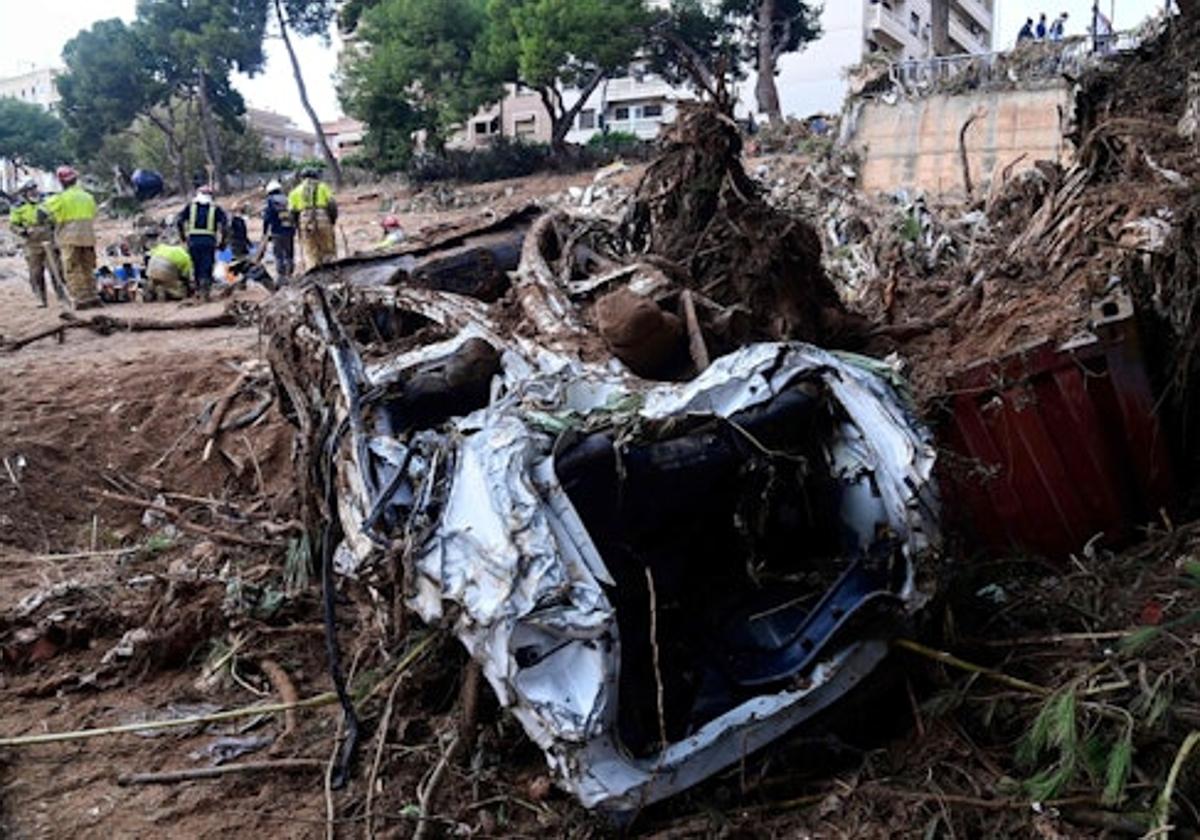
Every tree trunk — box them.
[930,0,952,56]
[147,109,188,196]
[195,70,226,191]
[548,68,605,156]
[655,25,721,104]
[754,0,783,121]
[274,0,343,186]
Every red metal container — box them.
[939,290,1174,559]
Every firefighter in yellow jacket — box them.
[288,166,337,271]
[144,243,194,301]
[42,166,101,309]
[8,180,57,307]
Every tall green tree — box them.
[272,0,343,185]
[479,0,650,153]
[57,20,164,161]
[56,18,194,193]
[0,99,65,171]
[650,0,820,120]
[341,0,493,165]
[134,0,270,189]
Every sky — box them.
[0,0,344,125]
[0,0,1176,127]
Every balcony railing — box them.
[885,29,1142,94]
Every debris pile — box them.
[619,102,863,347]
[808,15,1200,406]
[261,105,941,812]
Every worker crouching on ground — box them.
[43,166,101,310]
[144,242,194,301]
[262,180,295,282]
[375,214,405,250]
[288,166,337,271]
[9,180,57,307]
[175,185,227,300]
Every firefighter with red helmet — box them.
[42,166,101,309]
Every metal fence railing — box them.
[885,29,1144,95]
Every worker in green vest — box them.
[42,166,101,310]
[173,185,228,299]
[288,166,338,271]
[8,180,56,307]
[144,242,194,301]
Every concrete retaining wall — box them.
[849,85,1070,197]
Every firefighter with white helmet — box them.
[262,179,295,282]
[173,184,228,299]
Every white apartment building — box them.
[742,0,994,120]
[246,108,325,162]
[0,67,61,193]
[0,66,60,111]
[442,0,998,151]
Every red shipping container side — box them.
[939,290,1174,559]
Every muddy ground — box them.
[1,161,1198,839]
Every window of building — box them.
[474,121,490,136]
[909,11,920,34]
[578,109,597,130]
[867,39,880,53]
[641,103,663,119]
[613,106,630,121]
[514,116,537,138]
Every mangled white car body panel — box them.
[331,335,939,811]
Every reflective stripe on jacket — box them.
[188,203,218,236]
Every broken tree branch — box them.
[645,567,669,752]
[959,110,983,200]
[96,490,281,549]
[202,372,251,463]
[117,759,323,786]
[2,309,242,352]
[893,638,1050,696]
[260,659,299,739]
[0,693,339,746]
[679,290,710,373]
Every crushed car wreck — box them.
[264,116,941,810]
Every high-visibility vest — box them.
[287,180,332,212]
[187,202,219,236]
[43,184,96,246]
[44,185,96,223]
[150,244,194,278]
[9,201,38,228]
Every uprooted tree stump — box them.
[621,101,867,347]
